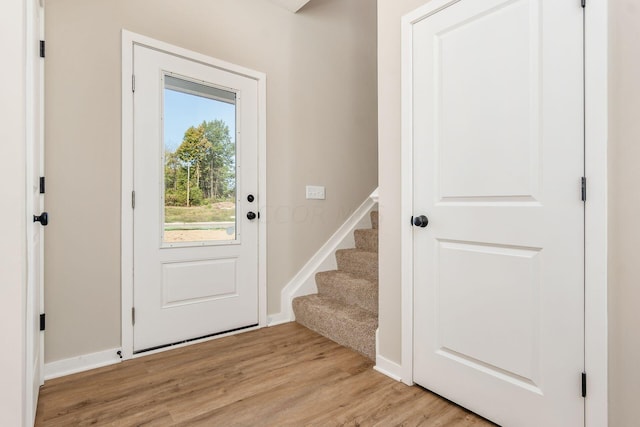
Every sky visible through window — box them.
[164,89,236,152]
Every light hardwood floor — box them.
[36,323,495,426]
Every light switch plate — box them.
[306,185,325,200]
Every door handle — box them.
[412,215,429,228]
[34,212,48,226]
[246,211,257,220]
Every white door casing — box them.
[121,32,267,358]
[26,0,45,423]
[407,0,584,425]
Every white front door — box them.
[409,0,584,426]
[132,45,260,352]
[26,0,45,422]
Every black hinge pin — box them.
[39,177,45,194]
[39,40,45,58]
[581,0,586,8]
[132,191,136,209]
[132,307,136,326]
[132,75,135,93]
[582,372,587,397]
[581,177,587,202]
[39,313,46,331]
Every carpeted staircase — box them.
[292,211,378,360]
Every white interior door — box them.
[133,45,259,352]
[410,0,584,426]
[26,0,45,423]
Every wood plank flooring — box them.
[36,323,495,426]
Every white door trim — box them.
[400,0,608,425]
[121,30,267,360]
[583,1,609,424]
[25,0,45,423]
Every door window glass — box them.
[163,75,237,244]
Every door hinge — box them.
[39,176,46,194]
[39,313,46,331]
[132,307,136,326]
[581,177,587,202]
[132,75,135,93]
[39,40,45,58]
[131,190,136,209]
[582,372,587,397]
[581,0,586,8]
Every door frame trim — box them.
[25,0,45,423]
[399,0,608,424]
[120,30,267,360]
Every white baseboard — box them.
[374,356,403,382]
[44,347,122,381]
[269,189,378,324]
[267,312,292,326]
[374,328,403,381]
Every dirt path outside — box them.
[164,229,234,242]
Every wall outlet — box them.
[306,185,325,200]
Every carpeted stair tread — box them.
[292,294,377,360]
[370,211,378,230]
[354,228,378,253]
[335,248,378,283]
[316,270,378,314]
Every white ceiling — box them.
[267,0,311,13]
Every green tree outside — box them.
[165,119,235,208]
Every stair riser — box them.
[354,229,378,253]
[293,297,376,360]
[316,274,378,315]
[336,251,378,283]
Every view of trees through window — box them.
[163,81,237,244]
[165,119,235,207]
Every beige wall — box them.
[0,0,27,423]
[376,0,428,363]
[45,0,377,362]
[608,1,640,425]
